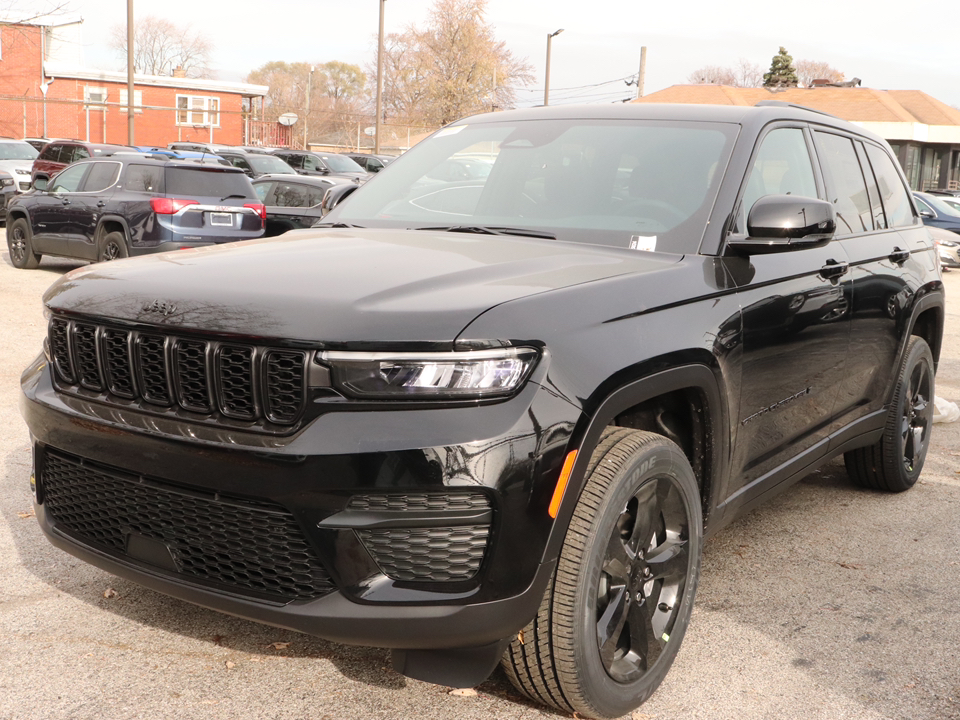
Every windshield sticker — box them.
[435,125,467,138]
[630,236,657,252]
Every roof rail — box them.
[754,99,840,120]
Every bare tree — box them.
[110,16,213,78]
[374,0,533,127]
[795,59,845,88]
[733,58,763,88]
[688,65,736,86]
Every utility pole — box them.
[304,65,314,150]
[126,0,135,144]
[375,0,386,154]
[636,46,647,99]
[543,28,563,107]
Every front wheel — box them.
[502,428,703,719]
[7,217,40,269]
[844,336,935,492]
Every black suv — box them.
[216,148,298,179]
[272,149,368,182]
[6,153,265,267]
[20,104,942,719]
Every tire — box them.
[7,217,40,269]
[97,230,129,262]
[844,336,935,492]
[502,428,703,719]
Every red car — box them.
[31,140,130,183]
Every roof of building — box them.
[44,64,269,98]
[633,85,960,127]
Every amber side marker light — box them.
[548,450,578,518]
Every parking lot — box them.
[0,245,957,720]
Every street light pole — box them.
[543,28,563,107]
[304,65,314,150]
[375,0,386,154]
[126,0,135,144]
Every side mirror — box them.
[919,209,935,219]
[727,194,836,255]
[32,176,48,192]
[321,183,359,215]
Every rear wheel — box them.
[844,336,934,492]
[502,428,702,719]
[7,217,40,269]
[97,230,129,262]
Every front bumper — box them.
[21,353,579,650]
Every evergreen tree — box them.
[763,47,799,88]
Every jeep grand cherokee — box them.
[20,103,943,718]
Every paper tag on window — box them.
[435,125,467,138]
[630,235,657,252]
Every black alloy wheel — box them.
[502,428,702,719]
[7,217,40,269]
[98,231,129,262]
[845,336,935,492]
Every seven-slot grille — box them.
[48,317,307,426]
[41,449,336,602]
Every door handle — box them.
[97,201,106,208]
[61,198,71,205]
[819,260,849,280]
[889,247,910,264]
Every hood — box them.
[0,159,33,177]
[43,228,681,346]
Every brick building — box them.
[633,85,960,192]
[0,17,269,147]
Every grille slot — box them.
[174,339,211,412]
[41,449,336,602]
[50,318,74,384]
[357,526,490,582]
[217,345,256,419]
[264,350,306,424]
[47,318,307,429]
[103,330,135,398]
[136,334,171,404]
[347,492,490,512]
[72,323,102,391]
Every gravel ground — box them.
[0,246,957,720]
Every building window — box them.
[84,86,107,108]
[118,88,143,114]
[176,95,220,127]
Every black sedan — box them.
[252,174,351,237]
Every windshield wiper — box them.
[313,221,365,228]
[219,193,247,201]
[416,225,556,240]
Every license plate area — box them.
[209,212,234,227]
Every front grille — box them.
[18,181,30,191]
[41,449,336,602]
[48,317,307,428]
[357,526,490,582]
[347,492,490,512]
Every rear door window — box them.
[124,165,164,194]
[80,162,121,192]
[863,144,915,228]
[814,131,874,235]
[38,144,61,162]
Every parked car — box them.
[7,153,264,267]
[342,152,395,173]
[217,149,298,179]
[935,195,960,214]
[912,190,960,233]
[928,225,960,268]
[272,149,367,182]
[0,138,39,213]
[167,141,233,155]
[252,174,350,237]
[22,137,50,152]
[31,140,131,184]
[20,103,942,719]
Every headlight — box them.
[0,176,13,187]
[318,347,539,399]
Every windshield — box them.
[0,142,38,160]
[321,154,365,173]
[249,155,296,174]
[327,118,738,253]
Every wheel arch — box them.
[548,361,729,558]
[95,216,131,246]
[6,208,31,231]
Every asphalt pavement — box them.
[0,245,957,720]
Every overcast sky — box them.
[31,0,960,110]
